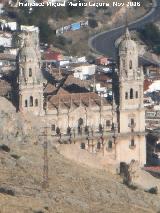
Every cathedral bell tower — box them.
[18,30,44,116]
[116,27,146,165]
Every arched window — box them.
[125,92,128,99]
[84,126,89,135]
[81,143,85,149]
[130,89,133,99]
[25,100,28,107]
[78,118,83,127]
[97,142,101,149]
[51,124,55,131]
[106,120,111,127]
[129,60,132,69]
[56,127,60,135]
[30,96,33,107]
[78,126,82,135]
[131,118,134,126]
[35,99,38,106]
[108,140,112,149]
[99,124,103,133]
[67,126,71,135]
[131,139,135,147]
[122,59,125,68]
[136,91,138,98]
[29,68,32,77]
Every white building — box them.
[0,20,17,31]
[0,3,4,14]
[0,32,12,47]
[21,25,39,32]
[73,63,96,80]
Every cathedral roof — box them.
[0,53,16,61]
[57,87,70,95]
[119,27,137,52]
[44,83,57,94]
[47,92,111,110]
[64,75,91,88]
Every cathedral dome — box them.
[119,28,137,52]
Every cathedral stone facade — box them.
[114,28,146,165]
[18,31,45,116]
[18,28,146,167]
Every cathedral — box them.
[17,27,146,167]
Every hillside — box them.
[3,0,152,56]
[0,97,160,213]
[48,0,152,56]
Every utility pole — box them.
[93,74,96,92]
[42,126,49,189]
[58,64,61,79]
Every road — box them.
[89,0,160,60]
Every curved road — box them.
[90,0,160,60]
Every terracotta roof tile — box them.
[47,92,110,110]
[43,51,62,61]
[44,83,57,94]
[0,53,16,60]
[144,166,160,171]
[144,79,153,92]
[57,87,70,95]
[64,75,91,88]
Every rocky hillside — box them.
[0,97,160,213]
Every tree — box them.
[51,7,68,20]
[88,19,98,28]
[39,21,56,44]
[139,23,160,55]
[0,46,5,53]
[154,45,160,54]
[139,23,160,45]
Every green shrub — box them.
[147,187,158,194]
[139,23,160,54]
[0,144,10,152]
[88,19,98,28]
[139,23,160,45]
[39,21,56,44]
[11,154,20,160]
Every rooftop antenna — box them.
[125,6,128,29]
[124,7,131,40]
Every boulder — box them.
[124,160,160,193]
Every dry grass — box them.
[0,140,160,213]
